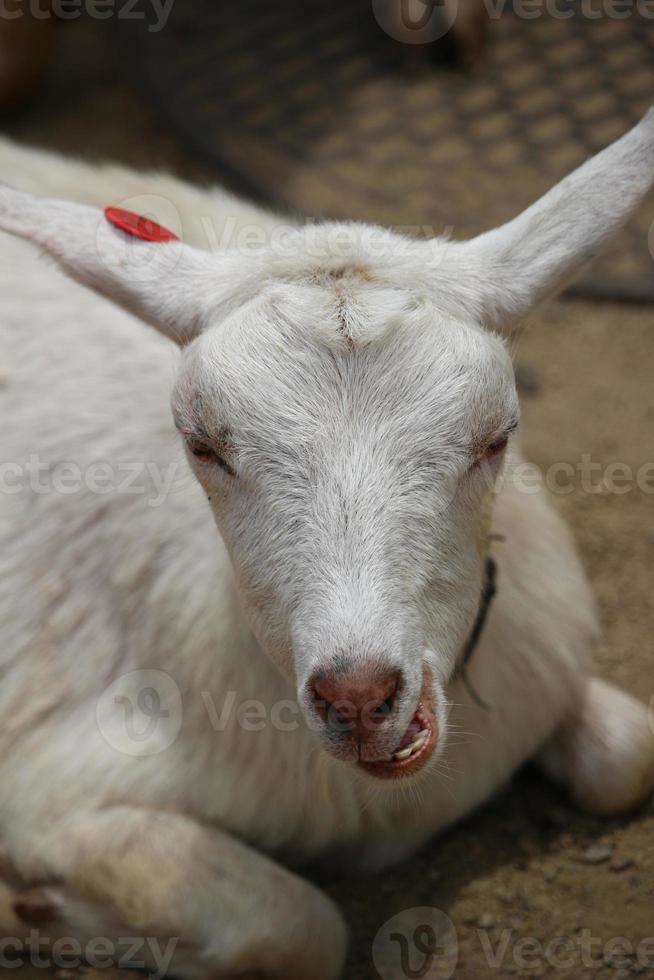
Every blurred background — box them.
[3,3,653,978]
[4,0,654,298]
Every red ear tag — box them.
[104,206,180,243]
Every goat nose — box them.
[310,667,402,737]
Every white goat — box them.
[0,111,653,980]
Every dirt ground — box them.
[4,16,654,980]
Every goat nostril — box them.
[309,667,402,733]
[371,697,394,718]
[311,691,356,734]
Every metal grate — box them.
[124,0,654,301]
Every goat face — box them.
[170,237,518,779]
[2,108,652,779]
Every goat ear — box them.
[457,108,654,329]
[0,185,213,345]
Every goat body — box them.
[0,118,653,979]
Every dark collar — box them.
[453,554,497,709]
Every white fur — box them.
[0,113,653,979]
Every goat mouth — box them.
[357,705,436,780]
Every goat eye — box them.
[484,436,508,460]
[191,444,216,462]
[470,435,509,470]
[189,442,235,476]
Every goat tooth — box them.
[406,733,428,755]
[388,726,431,763]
